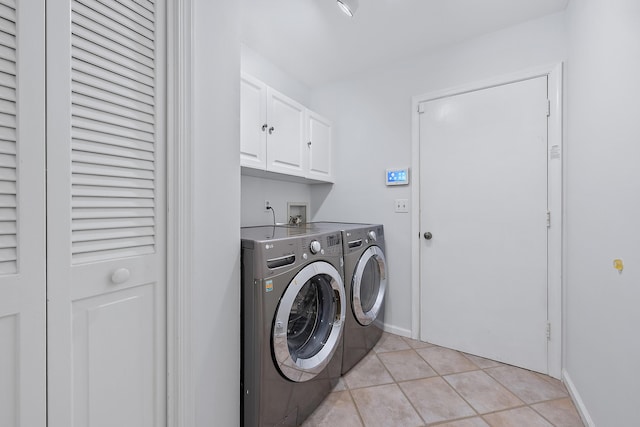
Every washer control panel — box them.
[309,240,322,254]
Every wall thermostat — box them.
[386,168,410,186]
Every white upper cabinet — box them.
[306,110,333,182]
[265,87,305,177]
[240,74,267,169]
[240,73,332,183]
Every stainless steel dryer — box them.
[303,223,387,374]
[241,226,346,427]
[340,224,387,373]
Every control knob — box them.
[368,230,377,241]
[309,240,322,254]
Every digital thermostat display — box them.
[386,168,410,186]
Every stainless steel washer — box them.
[241,226,346,426]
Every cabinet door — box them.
[47,1,167,426]
[0,1,47,426]
[306,110,333,182]
[240,73,267,169]
[266,87,305,177]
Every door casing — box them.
[410,63,563,379]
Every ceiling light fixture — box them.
[337,0,358,17]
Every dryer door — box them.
[273,261,346,382]
[352,246,387,326]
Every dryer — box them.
[303,223,388,374]
[340,224,387,374]
[241,226,346,427]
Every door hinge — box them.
[546,322,551,340]
[546,99,551,117]
[546,210,551,228]
[417,103,425,114]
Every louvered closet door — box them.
[0,1,46,426]
[47,1,166,426]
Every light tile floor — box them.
[302,333,584,427]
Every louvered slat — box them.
[73,226,154,242]
[72,63,155,100]
[73,129,154,152]
[72,196,154,208]
[73,80,155,115]
[74,0,154,40]
[0,220,16,234]
[72,11,154,60]
[0,194,15,207]
[0,0,15,274]
[71,0,156,264]
[72,185,154,199]
[72,162,154,179]
[129,0,155,14]
[72,217,154,231]
[72,149,154,169]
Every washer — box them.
[241,226,346,427]
[303,223,388,374]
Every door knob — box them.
[268,126,275,134]
[111,268,130,284]
[423,232,433,240]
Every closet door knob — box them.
[262,124,268,131]
[268,126,275,134]
[423,232,433,240]
[111,268,130,284]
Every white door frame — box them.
[167,0,194,426]
[410,63,563,378]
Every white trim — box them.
[563,369,595,427]
[383,324,412,339]
[546,63,563,379]
[166,1,194,426]
[410,63,564,377]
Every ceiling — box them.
[240,0,569,87]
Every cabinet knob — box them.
[268,126,275,134]
[307,141,312,147]
[262,124,268,131]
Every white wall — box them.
[241,174,315,226]
[310,12,567,336]
[192,1,240,426]
[564,0,640,424]
[242,44,311,106]
[240,45,315,227]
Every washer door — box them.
[352,246,387,326]
[272,261,346,382]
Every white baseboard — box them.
[563,369,595,427]
[383,324,412,338]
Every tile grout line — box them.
[375,350,430,426]
[414,345,487,423]
[343,387,367,427]
[321,334,582,427]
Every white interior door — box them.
[419,77,549,374]
[0,1,46,425]
[47,1,167,426]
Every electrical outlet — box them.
[264,200,271,211]
[395,199,409,213]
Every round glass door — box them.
[272,261,346,382]
[352,246,387,326]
